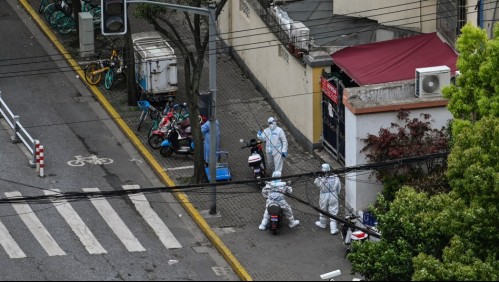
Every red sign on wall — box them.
[321,77,338,104]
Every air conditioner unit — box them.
[290,21,310,51]
[415,66,451,98]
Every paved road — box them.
[18,0,361,280]
[0,1,238,280]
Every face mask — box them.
[269,122,276,130]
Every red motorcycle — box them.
[148,111,175,149]
[148,103,190,149]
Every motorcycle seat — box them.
[178,119,190,129]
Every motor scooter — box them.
[148,103,190,149]
[159,119,194,157]
[340,214,369,257]
[266,202,283,235]
[148,111,175,149]
[240,138,267,188]
[261,179,294,235]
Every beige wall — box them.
[219,0,320,147]
[333,0,438,33]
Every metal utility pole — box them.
[126,0,218,215]
[207,5,217,215]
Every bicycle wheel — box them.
[97,158,113,165]
[56,15,75,35]
[67,160,85,166]
[84,63,102,85]
[39,0,50,13]
[43,3,55,22]
[49,10,65,27]
[104,68,114,90]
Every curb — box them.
[18,1,252,280]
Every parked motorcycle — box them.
[240,138,267,188]
[159,118,194,157]
[340,214,369,257]
[148,111,175,149]
[148,103,190,149]
[261,177,294,235]
[266,202,284,235]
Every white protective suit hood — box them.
[322,163,331,172]
[268,117,277,130]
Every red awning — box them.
[331,33,458,86]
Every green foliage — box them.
[413,237,499,281]
[349,239,414,281]
[134,3,168,24]
[446,117,499,205]
[349,187,465,280]
[379,174,407,203]
[443,23,499,120]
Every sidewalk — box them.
[24,1,356,280]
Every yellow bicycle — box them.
[84,48,125,89]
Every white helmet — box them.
[268,117,276,124]
[322,163,331,172]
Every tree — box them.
[349,23,499,280]
[360,109,450,201]
[443,24,499,121]
[348,187,465,281]
[134,0,228,183]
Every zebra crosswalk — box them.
[0,185,181,259]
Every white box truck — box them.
[132,31,178,102]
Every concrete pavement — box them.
[20,1,357,280]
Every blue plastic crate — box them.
[363,211,377,226]
[138,100,150,111]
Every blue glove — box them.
[258,130,262,136]
[282,152,288,157]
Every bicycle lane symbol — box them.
[67,155,114,166]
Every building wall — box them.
[218,0,321,149]
[333,0,438,33]
[481,0,499,38]
[344,106,453,211]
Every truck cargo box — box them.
[132,31,178,101]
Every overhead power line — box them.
[0,0,478,75]
[0,150,449,205]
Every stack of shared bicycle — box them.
[38,0,101,35]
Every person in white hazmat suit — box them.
[314,163,341,235]
[259,171,300,230]
[257,117,288,174]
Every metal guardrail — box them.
[0,91,40,167]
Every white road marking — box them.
[0,220,26,259]
[164,165,194,171]
[83,188,146,252]
[5,191,66,257]
[44,189,107,254]
[122,185,182,249]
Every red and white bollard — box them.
[38,145,45,178]
[35,141,40,172]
